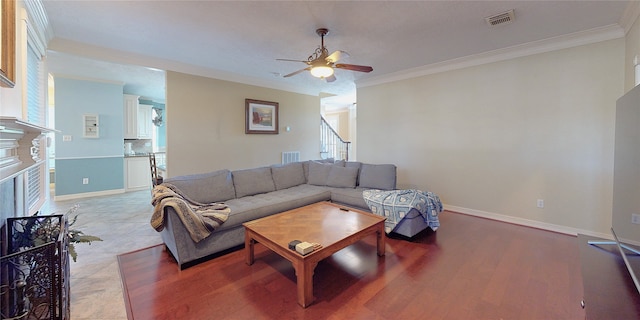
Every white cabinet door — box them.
[123,94,139,139]
[125,157,151,191]
[137,104,153,139]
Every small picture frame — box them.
[245,99,279,134]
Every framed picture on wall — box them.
[245,99,279,134]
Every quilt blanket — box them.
[363,189,443,234]
[150,183,231,243]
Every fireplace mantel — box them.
[0,116,56,184]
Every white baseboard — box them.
[444,204,621,241]
[445,205,640,247]
[125,186,150,192]
[54,189,125,201]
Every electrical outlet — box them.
[82,178,89,185]
[632,213,640,225]
[63,135,72,142]
[537,199,544,208]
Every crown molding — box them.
[620,0,640,35]
[357,24,625,89]
[51,73,125,86]
[48,38,320,98]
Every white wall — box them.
[165,71,320,177]
[625,3,640,92]
[357,39,624,236]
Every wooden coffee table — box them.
[243,201,386,308]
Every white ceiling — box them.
[43,1,633,106]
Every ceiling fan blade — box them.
[325,74,337,83]
[283,67,310,78]
[277,58,311,64]
[326,50,349,63]
[335,63,373,73]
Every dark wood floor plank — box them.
[118,211,585,319]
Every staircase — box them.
[320,116,350,161]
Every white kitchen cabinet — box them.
[124,157,151,191]
[123,95,153,139]
[123,94,140,139]
[137,104,153,139]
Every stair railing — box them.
[320,116,350,161]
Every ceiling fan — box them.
[277,28,373,82]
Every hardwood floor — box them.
[118,211,585,320]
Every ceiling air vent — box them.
[485,9,515,27]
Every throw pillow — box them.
[359,164,397,190]
[326,166,358,188]
[164,169,236,203]
[307,161,334,186]
[232,167,276,198]
[345,161,362,185]
[302,160,310,182]
[271,162,306,190]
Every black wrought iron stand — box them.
[1,214,70,320]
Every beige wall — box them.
[324,110,351,141]
[357,39,624,236]
[165,71,320,177]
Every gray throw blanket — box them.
[363,189,442,234]
[150,183,230,243]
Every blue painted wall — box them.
[54,77,125,196]
[55,158,124,195]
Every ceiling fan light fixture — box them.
[277,28,371,80]
[310,66,334,78]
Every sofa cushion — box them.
[271,162,306,190]
[232,167,276,198]
[221,185,331,232]
[164,169,235,203]
[302,161,310,182]
[345,161,362,185]
[303,159,336,182]
[326,166,358,188]
[345,161,361,169]
[307,161,334,186]
[329,187,370,210]
[359,164,397,190]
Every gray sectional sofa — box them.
[158,160,428,269]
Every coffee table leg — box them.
[245,230,255,266]
[377,224,386,257]
[293,260,317,308]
